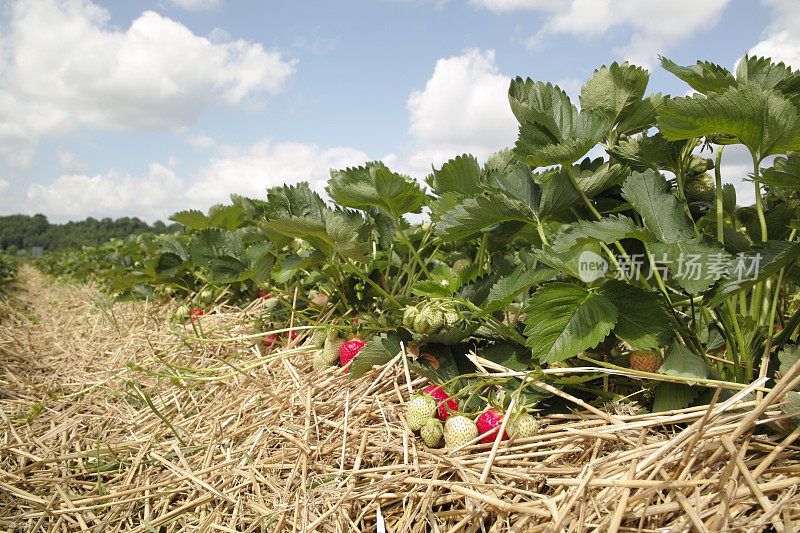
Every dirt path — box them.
[1,265,158,403]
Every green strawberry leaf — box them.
[483,148,516,176]
[597,280,675,350]
[735,55,800,92]
[522,282,618,363]
[783,392,800,423]
[621,169,696,243]
[478,342,532,372]
[777,344,800,389]
[207,204,246,231]
[614,93,664,136]
[509,78,611,166]
[760,152,800,189]
[660,57,735,95]
[426,154,483,196]
[657,83,800,160]
[436,164,542,240]
[265,182,328,221]
[516,114,609,167]
[169,209,210,231]
[653,381,699,412]
[481,265,558,316]
[537,159,629,219]
[551,214,654,252]
[704,241,800,307]
[648,238,729,294]
[580,62,649,126]
[328,162,427,220]
[658,342,709,383]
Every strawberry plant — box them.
[34,54,800,416]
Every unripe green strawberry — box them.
[321,335,345,367]
[443,307,460,327]
[312,349,329,370]
[629,350,662,373]
[413,313,431,335]
[403,306,418,329]
[420,418,443,447]
[507,412,538,439]
[406,394,437,431]
[547,360,570,376]
[312,328,327,349]
[452,257,473,276]
[688,155,713,175]
[425,308,446,333]
[684,173,715,203]
[199,289,213,301]
[176,305,190,319]
[443,415,479,454]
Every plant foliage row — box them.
[38,56,800,414]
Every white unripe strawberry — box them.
[443,415,479,454]
[406,394,437,431]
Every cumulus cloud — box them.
[404,48,518,176]
[25,163,184,221]
[168,0,222,11]
[747,0,800,67]
[184,141,370,207]
[0,0,296,167]
[471,0,731,68]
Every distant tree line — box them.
[0,214,180,253]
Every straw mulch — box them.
[2,265,800,532]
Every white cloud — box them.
[0,179,9,195]
[472,0,731,68]
[747,0,800,68]
[57,150,89,173]
[184,141,370,207]
[187,133,218,150]
[404,48,517,176]
[25,163,184,221]
[168,0,222,11]
[0,0,296,167]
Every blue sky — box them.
[0,0,796,222]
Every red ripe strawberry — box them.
[629,350,662,373]
[339,339,366,372]
[262,330,298,346]
[189,308,203,321]
[258,290,268,298]
[476,408,508,444]
[423,385,458,421]
[262,333,281,346]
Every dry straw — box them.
[1,266,799,531]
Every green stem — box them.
[752,155,767,242]
[476,233,489,276]
[724,299,745,382]
[715,146,725,245]
[394,219,430,278]
[341,255,402,309]
[564,164,603,221]
[535,221,549,246]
